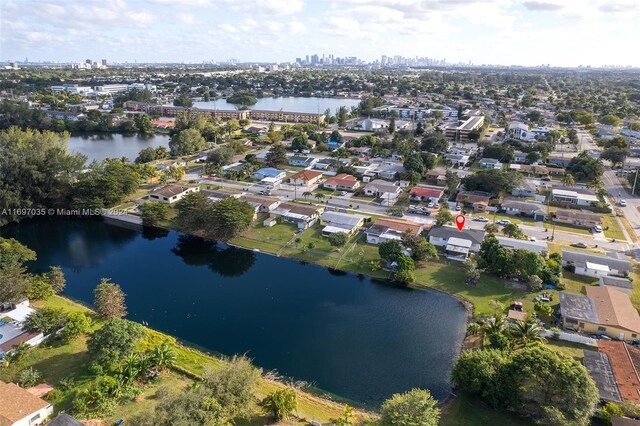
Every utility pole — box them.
[633,168,639,196]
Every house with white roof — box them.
[319,211,369,236]
[551,189,598,207]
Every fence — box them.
[542,329,597,346]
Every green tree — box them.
[463,256,480,285]
[265,143,287,167]
[509,316,545,348]
[150,342,177,372]
[206,146,235,168]
[139,202,170,227]
[327,232,348,247]
[600,114,621,127]
[46,265,66,293]
[93,278,127,320]
[173,192,213,233]
[71,159,141,209]
[206,197,255,241]
[435,207,454,225]
[87,318,145,363]
[379,240,402,261]
[401,232,438,262]
[451,348,509,406]
[169,128,207,156]
[135,147,157,164]
[396,254,415,272]
[24,307,65,334]
[562,173,575,187]
[337,106,348,128]
[602,146,629,166]
[26,277,54,300]
[403,154,426,175]
[292,135,311,151]
[462,170,522,195]
[484,223,499,234]
[259,388,298,421]
[502,223,525,239]
[60,312,92,343]
[173,95,193,107]
[202,355,260,421]
[567,152,604,181]
[0,237,37,269]
[380,388,440,426]
[134,114,153,134]
[445,169,460,196]
[0,265,31,303]
[421,134,449,153]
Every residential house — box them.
[148,184,199,204]
[365,218,424,245]
[47,413,86,426]
[551,189,598,207]
[582,349,623,403]
[270,202,325,230]
[323,174,360,191]
[495,236,548,254]
[288,156,317,167]
[559,286,640,341]
[0,380,54,425]
[547,155,572,168]
[595,341,640,403]
[320,211,369,236]
[513,151,528,163]
[409,186,444,202]
[327,140,345,151]
[561,249,632,278]
[251,168,286,183]
[511,180,539,197]
[287,170,323,187]
[509,163,561,177]
[444,237,473,261]
[599,276,633,295]
[360,118,387,131]
[363,180,402,198]
[479,158,503,169]
[428,225,486,257]
[448,147,471,156]
[501,199,546,221]
[375,163,405,180]
[554,209,602,228]
[444,153,470,167]
[44,110,86,121]
[456,191,491,212]
[313,158,337,171]
[238,195,281,214]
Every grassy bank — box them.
[0,296,369,424]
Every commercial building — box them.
[444,115,484,142]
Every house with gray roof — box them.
[320,211,370,236]
[582,350,622,403]
[599,276,634,294]
[501,199,546,221]
[428,226,486,253]
[562,249,632,278]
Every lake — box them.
[1,219,467,407]
[173,96,361,114]
[68,133,170,163]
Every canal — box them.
[1,219,467,407]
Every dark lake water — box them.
[68,134,170,163]
[1,219,467,406]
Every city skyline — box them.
[1,0,640,67]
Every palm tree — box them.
[315,193,325,203]
[151,342,177,372]
[302,191,312,200]
[563,173,575,187]
[510,316,546,348]
[120,353,142,383]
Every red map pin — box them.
[455,214,466,231]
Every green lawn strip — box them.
[601,215,626,240]
[441,392,532,426]
[544,339,593,361]
[619,216,639,243]
[474,212,537,226]
[232,221,299,254]
[544,221,592,235]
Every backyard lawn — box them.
[232,220,299,254]
[601,215,626,240]
[441,392,532,426]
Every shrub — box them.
[17,367,42,388]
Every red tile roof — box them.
[324,173,359,188]
[598,341,640,403]
[289,170,323,182]
[409,186,444,198]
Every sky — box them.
[1,0,639,67]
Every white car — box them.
[473,217,489,222]
[593,225,603,233]
[529,237,537,242]
[496,219,511,225]
[339,191,348,196]
[619,200,628,207]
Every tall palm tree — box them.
[563,173,575,187]
[510,316,546,348]
[302,191,312,200]
[315,193,326,203]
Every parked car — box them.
[496,219,511,225]
[599,334,612,341]
[571,242,588,248]
[619,200,628,207]
[529,236,537,242]
[473,216,489,222]
[593,225,603,233]
[339,191,348,196]
[455,205,462,211]
[259,190,271,195]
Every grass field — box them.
[441,392,532,426]
[544,221,592,235]
[601,215,626,240]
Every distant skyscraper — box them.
[85,59,91,64]
[101,59,107,66]
[311,54,319,65]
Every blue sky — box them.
[1,0,639,66]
